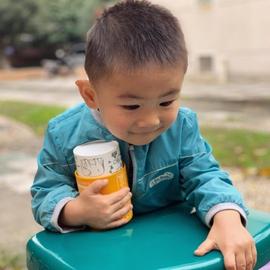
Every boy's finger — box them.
[105,215,130,229]
[235,252,246,270]
[110,192,132,213]
[86,179,108,194]
[106,187,130,204]
[194,239,217,256]
[245,249,254,270]
[251,243,257,268]
[223,251,236,270]
[110,203,133,222]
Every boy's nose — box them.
[136,112,161,130]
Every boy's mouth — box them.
[130,127,163,135]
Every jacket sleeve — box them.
[31,122,78,232]
[179,110,248,226]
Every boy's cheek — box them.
[102,110,127,126]
[165,111,178,126]
[105,117,130,135]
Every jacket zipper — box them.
[128,144,137,191]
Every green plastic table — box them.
[26,204,270,270]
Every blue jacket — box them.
[31,103,248,232]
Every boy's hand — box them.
[59,179,133,230]
[194,210,257,270]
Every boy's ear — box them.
[75,80,98,109]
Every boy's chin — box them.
[110,130,162,146]
[123,135,159,146]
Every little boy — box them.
[31,1,256,269]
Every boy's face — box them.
[78,64,185,145]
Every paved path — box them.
[0,117,42,253]
[183,82,270,132]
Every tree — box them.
[0,0,112,66]
[29,0,112,46]
[0,0,39,47]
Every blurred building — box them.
[152,0,270,82]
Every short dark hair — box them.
[85,0,188,83]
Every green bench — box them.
[27,204,270,270]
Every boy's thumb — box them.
[194,239,216,256]
[88,179,108,194]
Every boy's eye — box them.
[121,105,140,110]
[160,100,175,107]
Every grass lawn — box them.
[201,127,270,170]
[0,100,66,136]
[0,100,270,170]
[0,251,24,270]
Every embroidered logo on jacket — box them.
[149,172,174,188]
